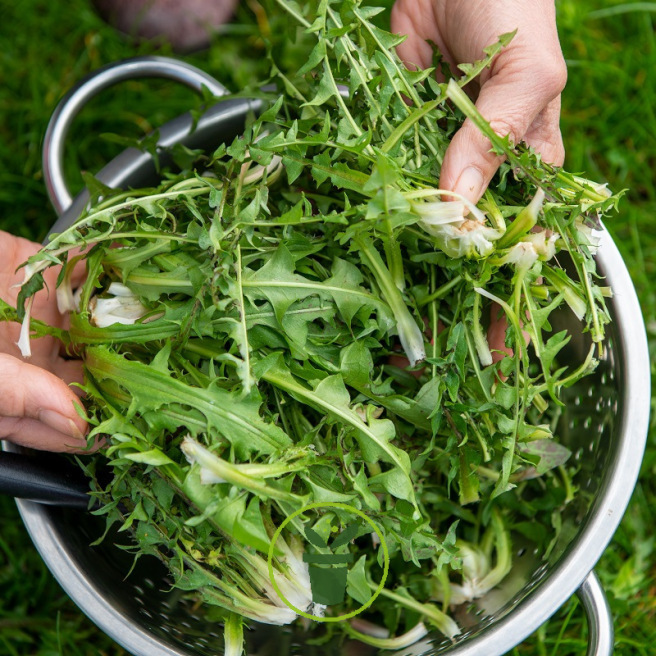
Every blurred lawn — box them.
[0,0,654,654]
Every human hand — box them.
[0,231,88,452]
[391,0,567,203]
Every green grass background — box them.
[0,0,654,654]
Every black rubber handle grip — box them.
[0,450,90,508]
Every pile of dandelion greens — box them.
[3,0,621,653]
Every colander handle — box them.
[577,571,614,656]
[42,55,227,215]
[0,451,90,508]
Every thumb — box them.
[0,354,88,452]
[439,58,567,203]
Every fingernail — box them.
[453,167,485,203]
[38,409,85,439]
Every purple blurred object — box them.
[93,0,239,52]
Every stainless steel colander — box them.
[7,57,651,656]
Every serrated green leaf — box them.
[86,347,291,458]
